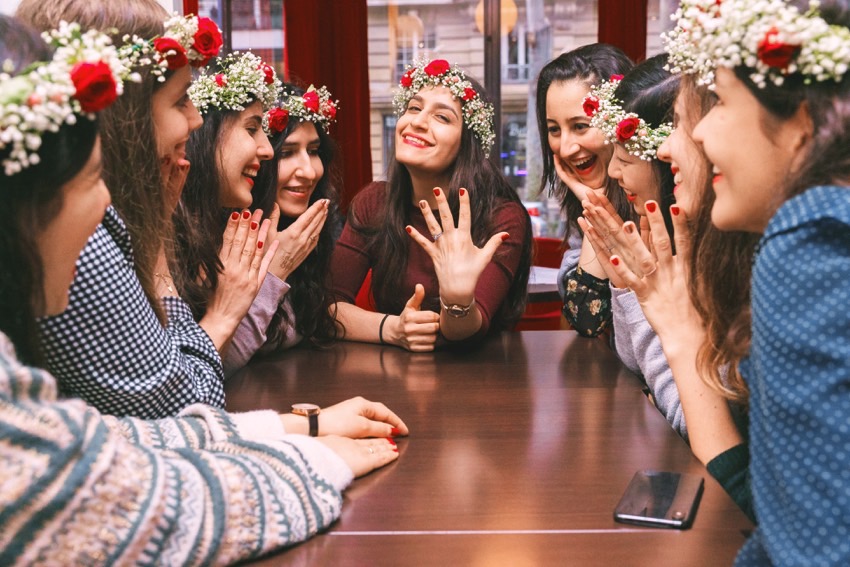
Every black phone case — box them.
[613,470,704,529]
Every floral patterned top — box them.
[561,266,612,338]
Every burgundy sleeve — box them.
[329,183,382,304]
[471,201,530,336]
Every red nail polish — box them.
[459,188,466,196]
[390,427,400,436]
[250,221,258,230]
[611,256,620,266]
[242,210,251,220]
[230,212,240,221]
[646,202,657,213]
[501,233,509,241]
[671,205,680,216]
[433,188,441,196]
[406,226,412,234]
[258,241,264,250]
[386,437,397,447]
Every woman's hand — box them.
[317,435,399,478]
[577,190,634,287]
[200,209,279,350]
[265,200,330,281]
[406,187,506,305]
[282,396,410,438]
[385,284,440,352]
[553,155,605,201]
[161,155,191,213]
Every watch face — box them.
[291,403,321,415]
[447,305,467,317]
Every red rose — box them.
[462,87,477,101]
[424,59,450,77]
[616,116,640,143]
[267,108,289,134]
[302,90,320,113]
[191,17,223,67]
[70,61,118,113]
[215,73,227,87]
[153,37,188,70]
[259,63,275,85]
[610,74,624,81]
[400,68,415,88]
[757,27,799,70]
[582,96,599,117]
[323,101,337,120]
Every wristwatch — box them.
[439,296,476,318]
[291,403,321,436]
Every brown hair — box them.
[17,0,172,324]
[679,77,760,404]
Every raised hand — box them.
[161,155,191,214]
[386,284,440,352]
[406,187,507,305]
[553,153,605,201]
[264,200,329,281]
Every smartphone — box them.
[613,470,704,529]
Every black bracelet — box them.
[379,313,390,345]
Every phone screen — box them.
[613,470,704,529]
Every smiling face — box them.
[276,121,325,219]
[692,67,809,233]
[656,89,708,216]
[217,100,274,209]
[607,145,657,215]
[545,79,613,190]
[395,86,463,178]
[36,138,111,316]
[152,65,203,173]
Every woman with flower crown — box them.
[0,15,406,564]
[534,44,636,337]
[605,0,850,562]
[220,83,343,374]
[15,0,274,419]
[330,58,532,351]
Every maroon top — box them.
[330,181,529,337]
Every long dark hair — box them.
[17,0,173,325]
[0,16,99,365]
[614,53,678,239]
[352,76,532,329]
[250,84,342,345]
[535,43,635,240]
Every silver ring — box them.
[644,265,658,277]
[368,447,374,455]
[432,232,443,242]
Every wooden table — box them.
[225,331,752,566]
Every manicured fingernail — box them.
[390,427,400,436]
[501,233,509,241]
[242,210,251,220]
[646,202,657,213]
[671,205,680,216]
[406,226,412,234]
[611,256,620,266]
[250,221,258,230]
[419,200,428,209]
[230,212,240,221]
[433,188,441,196]
[459,188,466,196]
[257,241,264,249]
[386,437,397,447]
[623,222,635,235]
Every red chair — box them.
[514,237,567,331]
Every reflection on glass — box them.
[199,0,285,76]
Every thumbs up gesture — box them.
[385,284,440,352]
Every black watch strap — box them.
[308,413,319,437]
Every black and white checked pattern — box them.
[37,206,225,418]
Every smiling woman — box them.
[330,58,532,352]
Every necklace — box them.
[154,272,174,293]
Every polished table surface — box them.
[226,331,752,566]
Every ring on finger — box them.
[309,234,318,242]
[368,447,374,455]
[242,248,253,256]
[644,264,658,277]
[432,231,443,242]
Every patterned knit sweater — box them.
[0,332,352,566]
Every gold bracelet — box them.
[154,272,174,293]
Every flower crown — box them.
[188,51,281,114]
[120,13,222,82]
[583,76,673,161]
[393,58,495,157]
[663,0,850,88]
[0,22,133,176]
[264,85,339,136]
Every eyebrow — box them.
[411,95,459,119]
[245,115,263,127]
[281,138,321,148]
